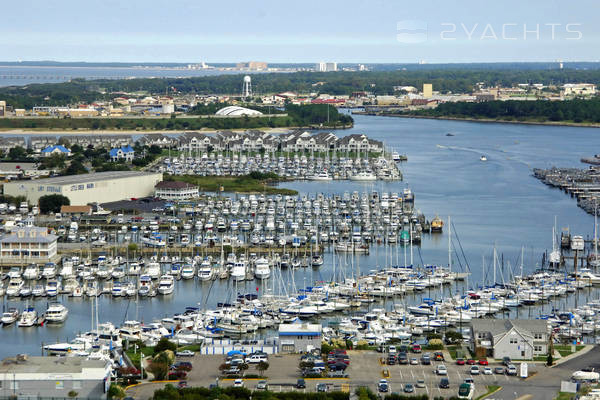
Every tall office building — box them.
[423,83,433,98]
[316,62,337,72]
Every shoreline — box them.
[0,124,353,136]
[354,112,600,129]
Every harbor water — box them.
[2,114,599,358]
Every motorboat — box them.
[45,303,69,323]
[254,258,270,279]
[1,308,19,325]
[41,263,57,279]
[17,307,37,327]
[181,264,195,279]
[6,278,24,297]
[480,155,487,161]
[157,274,175,295]
[231,262,246,282]
[310,172,333,181]
[23,264,40,280]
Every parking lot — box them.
[126,350,532,399]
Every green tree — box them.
[38,194,70,214]
[153,337,177,355]
[257,361,269,377]
[7,146,27,160]
[62,160,87,175]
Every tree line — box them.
[407,98,600,123]
[3,69,600,108]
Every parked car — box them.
[296,378,306,389]
[436,364,448,375]
[178,381,188,388]
[470,366,480,375]
[172,361,193,371]
[456,358,465,365]
[494,366,505,374]
[479,359,489,365]
[483,367,493,375]
[398,352,409,364]
[439,378,450,389]
[247,354,268,364]
[433,352,445,361]
[412,344,422,353]
[404,383,414,393]
[176,349,195,357]
[233,379,244,388]
[378,380,389,393]
[256,380,268,390]
[410,357,419,365]
[317,383,328,393]
[168,370,187,380]
[502,356,512,366]
[421,353,431,365]
[224,367,240,376]
[416,379,426,388]
[466,359,476,365]
[506,364,518,376]
[328,370,348,378]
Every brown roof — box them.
[60,205,92,214]
[155,181,197,190]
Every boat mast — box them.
[448,216,451,273]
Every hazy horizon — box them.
[1,0,598,63]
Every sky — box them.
[1,0,599,63]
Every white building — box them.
[154,181,199,201]
[0,226,58,263]
[562,83,596,96]
[278,323,322,353]
[0,355,112,399]
[3,171,163,205]
[316,62,337,72]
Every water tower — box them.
[242,75,252,99]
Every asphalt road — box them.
[493,346,600,400]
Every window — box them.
[534,345,542,352]
[78,185,84,190]
[38,186,44,192]
[534,333,543,340]
[73,381,82,389]
[56,381,64,390]
[87,183,94,189]
[510,338,518,344]
[10,381,19,390]
[71,185,77,191]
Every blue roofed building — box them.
[278,323,322,353]
[41,145,71,158]
[109,145,135,162]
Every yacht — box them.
[6,278,24,297]
[571,235,585,251]
[181,264,195,279]
[45,279,59,297]
[45,303,69,323]
[17,307,37,327]
[310,172,333,181]
[157,274,175,295]
[138,275,153,297]
[119,321,142,341]
[198,263,214,281]
[480,155,487,161]
[1,308,19,325]
[23,264,40,280]
[32,284,46,297]
[392,151,402,162]
[231,261,246,282]
[145,262,161,279]
[254,258,271,279]
[41,263,57,279]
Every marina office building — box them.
[471,319,548,360]
[278,323,322,353]
[0,355,112,399]
[3,171,163,205]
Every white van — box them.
[55,213,62,221]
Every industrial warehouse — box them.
[3,171,163,204]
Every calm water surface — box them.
[1,114,599,357]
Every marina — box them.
[0,114,599,361]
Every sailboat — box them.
[549,218,561,268]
